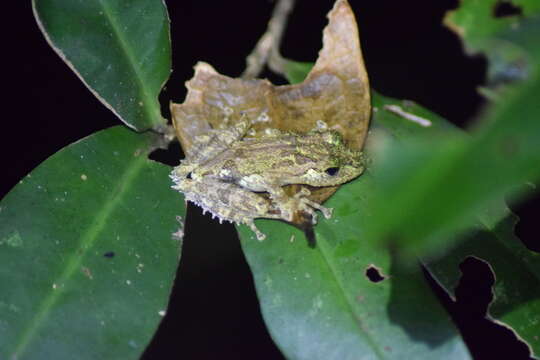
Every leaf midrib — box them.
[10,155,148,358]
[316,230,387,359]
[97,0,161,128]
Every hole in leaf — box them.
[455,256,495,317]
[148,140,183,167]
[365,265,386,283]
[424,257,532,359]
[103,251,115,258]
[493,1,522,18]
[509,184,540,253]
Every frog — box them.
[170,116,364,240]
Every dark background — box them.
[4,0,538,359]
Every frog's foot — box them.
[245,219,266,241]
[294,188,333,224]
[272,188,333,224]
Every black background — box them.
[4,0,539,359]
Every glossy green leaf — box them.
[32,0,171,130]
[240,2,540,356]
[238,174,471,360]
[237,60,471,357]
[0,127,184,360]
[361,34,540,355]
[242,40,538,355]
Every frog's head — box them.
[293,131,364,187]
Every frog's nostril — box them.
[325,167,339,176]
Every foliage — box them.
[32,0,170,130]
[1,1,181,359]
[1,0,539,359]
[0,127,183,359]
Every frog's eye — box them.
[186,172,193,179]
[325,167,339,176]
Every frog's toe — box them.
[321,206,333,219]
[246,220,266,241]
[276,205,294,222]
[298,197,333,221]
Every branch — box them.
[241,0,296,78]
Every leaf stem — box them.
[241,0,296,78]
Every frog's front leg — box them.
[234,176,289,220]
[293,187,333,223]
[239,176,332,223]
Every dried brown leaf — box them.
[171,0,370,224]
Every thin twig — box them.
[241,0,296,78]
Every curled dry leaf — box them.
[171,0,370,226]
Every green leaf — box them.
[237,62,470,359]
[358,14,540,257]
[0,127,184,360]
[32,0,171,130]
[425,201,540,358]
[445,0,540,51]
[445,0,540,88]
[238,174,471,359]
[436,5,540,356]
[248,44,539,355]
[363,87,540,360]
[263,4,540,354]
